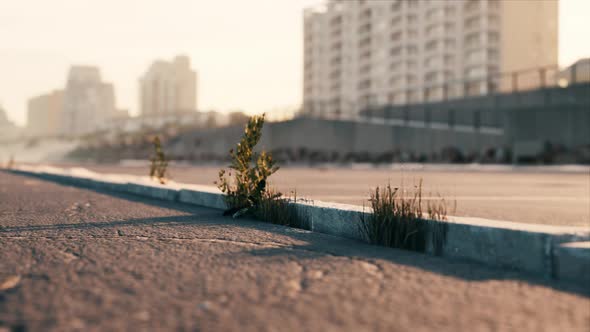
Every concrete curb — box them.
[5,165,590,285]
[553,242,590,283]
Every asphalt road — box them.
[1,172,589,331]
[71,163,590,227]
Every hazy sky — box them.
[1,0,589,126]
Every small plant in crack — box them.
[149,135,169,184]
[216,113,279,218]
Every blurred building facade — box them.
[557,58,590,85]
[60,66,117,136]
[27,90,64,137]
[302,0,558,118]
[0,105,20,141]
[139,55,198,117]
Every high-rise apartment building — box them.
[302,0,558,118]
[61,66,117,136]
[27,90,64,137]
[139,55,198,117]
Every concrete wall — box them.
[171,117,505,160]
[169,84,588,163]
[364,83,590,151]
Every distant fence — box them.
[302,63,590,120]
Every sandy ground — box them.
[1,172,589,331]
[60,163,590,227]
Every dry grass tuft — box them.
[254,189,310,230]
[359,179,452,253]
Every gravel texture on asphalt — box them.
[1,172,589,331]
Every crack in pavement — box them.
[1,234,292,249]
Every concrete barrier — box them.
[178,186,227,210]
[295,201,367,240]
[553,241,590,283]
[6,165,590,285]
[123,182,179,201]
[442,221,551,274]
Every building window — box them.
[488,31,500,43]
[426,8,441,20]
[488,14,499,25]
[358,23,371,34]
[359,64,371,74]
[330,69,341,80]
[331,41,342,52]
[358,79,372,90]
[388,92,403,104]
[331,15,342,26]
[406,74,418,85]
[488,49,499,61]
[360,8,371,20]
[465,17,480,29]
[488,0,500,10]
[425,71,438,83]
[465,33,480,48]
[444,6,455,16]
[444,55,455,65]
[464,0,480,12]
[425,40,438,52]
[358,36,371,48]
[360,50,371,60]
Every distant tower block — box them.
[139,55,198,118]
